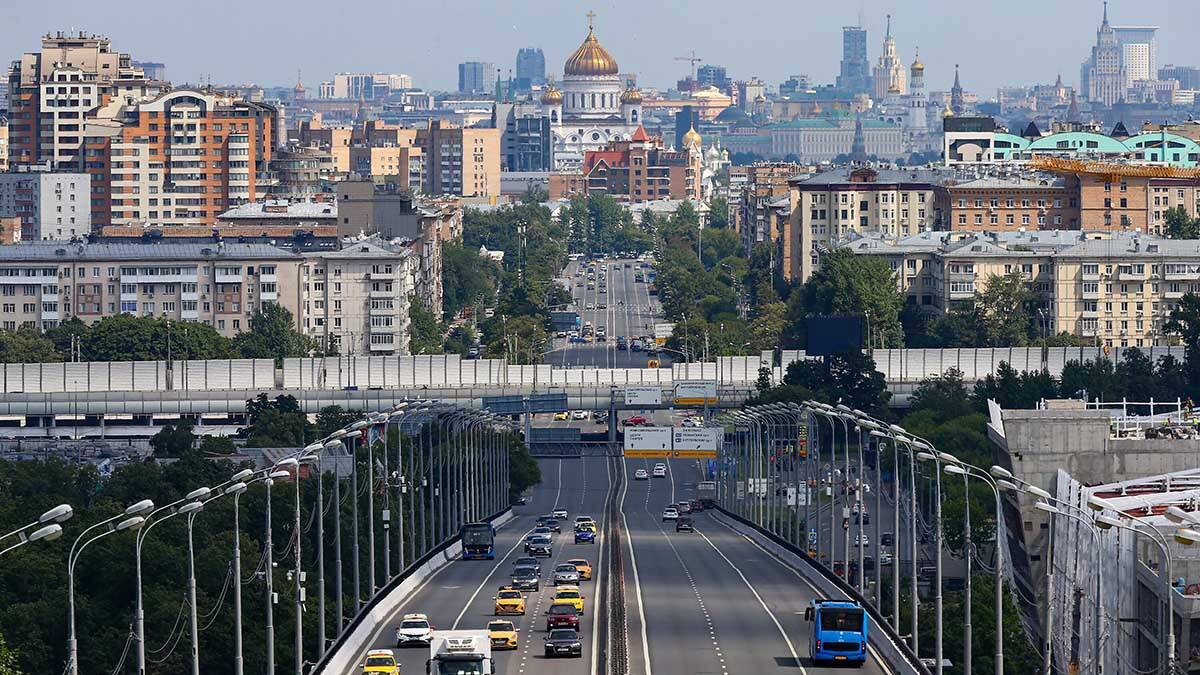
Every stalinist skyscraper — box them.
[872,14,907,101]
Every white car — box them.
[571,410,588,420]
[395,613,433,646]
[662,507,679,521]
[634,469,649,480]
[652,464,667,478]
[854,534,870,547]
[553,507,569,519]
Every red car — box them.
[622,415,648,426]
[546,603,581,630]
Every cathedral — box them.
[540,13,644,170]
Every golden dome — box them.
[683,125,702,148]
[911,48,924,73]
[942,100,954,117]
[620,86,642,104]
[564,27,619,77]
[540,83,563,105]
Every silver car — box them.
[553,563,581,585]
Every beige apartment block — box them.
[0,240,301,337]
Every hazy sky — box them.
[5,0,1200,96]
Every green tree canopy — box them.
[0,329,61,363]
[785,249,903,348]
[230,303,312,364]
[149,424,195,457]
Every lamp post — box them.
[263,461,296,675]
[915,450,945,675]
[0,503,73,558]
[949,462,1006,675]
[347,418,371,614]
[231,467,285,675]
[807,405,841,574]
[1033,500,1105,675]
[67,499,151,675]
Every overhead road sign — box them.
[624,427,672,457]
[673,380,718,406]
[624,386,663,406]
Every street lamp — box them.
[261,465,293,674]
[1033,500,1106,675]
[0,503,74,557]
[914,450,945,675]
[66,498,153,675]
[944,462,1006,675]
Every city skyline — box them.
[4,0,1200,95]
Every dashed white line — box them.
[620,456,654,675]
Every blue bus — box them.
[804,599,868,666]
[461,522,496,560]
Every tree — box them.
[315,405,361,438]
[975,271,1034,346]
[197,435,236,455]
[908,368,974,423]
[408,303,443,355]
[0,329,61,363]
[232,303,312,364]
[923,307,985,348]
[0,631,22,675]
[1165,293,1200,395]
[707,196,729,229]
[485,315,548,364]
[748,302,788,352]
[149,423,195,457]
[441,242,500,320]
[508,434,542,502]
[242,394,310,447]
[1165,205,1200,239]
[786,249,904,348]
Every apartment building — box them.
[414,120,499,199]
[301,235,414,354]
[82,89,277,229]
[216,200,338,231]
[294,116,353,173]
[0,169,91,240]
[937,175,1080,231]
[6,32,166,170]
[568,127,701,203]
[733,162,802,253]
[348,144,423,189]
[0,117,8,171]
[0,240,300,335]
[268,145,338,197]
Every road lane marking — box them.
[620,456,653,675]
[589,455,610,675]
[451,459,563,629]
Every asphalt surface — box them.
[546,257,671,370]
[344,455,613,674]
[619,456,891,675]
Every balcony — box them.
[1080,286,1101,299]
[1081,271,1101,281]
[368,270,394,281]
[215,272,243,284]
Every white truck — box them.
[426,630,493,675]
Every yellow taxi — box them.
[568,558,593,581]
[493,587,527,615]
[553,585,585,614]
[575,521,597,534]
[361,649,400,674]
[488,619,519,649]
[553,411,569,421]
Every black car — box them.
[543,628,583,658]
[511,565,540,591]
[536,516,561,533]
[675,516,694,532]
[513,557,541,575]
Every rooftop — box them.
[218,200,338,220]
[0,241,297,262]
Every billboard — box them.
[672,427,721,458]
[624,386,663,406]
[673,380,718,406]
[653,323,675,346]
[623,427,672,457]
[805,315,864,357]
[550,311,580,331]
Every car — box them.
[362,648,401,674]
[863,556,876,571]
[545,602,581,630]
[568,558,593,581]
[394,613,433,646]
[543,628,583,658]
[662,507,679,521]
[594,411,609,424]
[575,280,584,287]
[574,515,595,527]
[569,334,587,344]
[585,303,595,310]
[690,499,704,512]
[553,586,585,614]
[681,417,701,428]
[512,557,541,574]
[634,468,649,480]
[554,563,582,585]
[531,526,553,537]
[574,528,596,544]
[880,552,894,567]
[596,334,607,342]
[511,565,540,591]
[536,516,561,533]
[488,619,519,650]
[675,516,694,532]
[553,507,569,519]
[881,533,894,547]
[676,501,692,514]
[630,341,643,352]
[652,464,667,478]
[623,415,648,426]
[494,587,527,615]
[553,411,569,421]
[855,534,870,547]
[530,533,552,554]
[571,410,588,420]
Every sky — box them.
[5,0,1200,96]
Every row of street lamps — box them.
[720,400,1199,675]
[2,399,515,675]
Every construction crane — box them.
[675,50,702,83]
[1029,156,1200,180]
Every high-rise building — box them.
[1112,26,1158,89]
[736,78,766,113]
[457,61,497,95]
[414,120,500,198]
[0,169,91,240]
[133,61,166,81]
[837,25,870,95]
[6,32,166,170]
[1081,2,1125,105]
[515,48,546,91]
[697,64,730,92]
[1161,65,1200,90]
[872,15,906,101]
[0,119,8,172]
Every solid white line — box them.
[589,455,611,675]
[707,514,893,675]
[450,459,563,629]
[620,456,654,675]
[693,525,807,675]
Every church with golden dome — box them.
[540,13,644,170]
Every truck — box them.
[696,481,718,508]
[426,630,493,675]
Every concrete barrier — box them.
[710,508,927,675]
[316,509,515,674]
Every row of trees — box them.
[0,304,315,365]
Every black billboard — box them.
[805,315,864,356]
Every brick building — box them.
[937,175,1080,232]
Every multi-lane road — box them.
[343,454,892,674]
